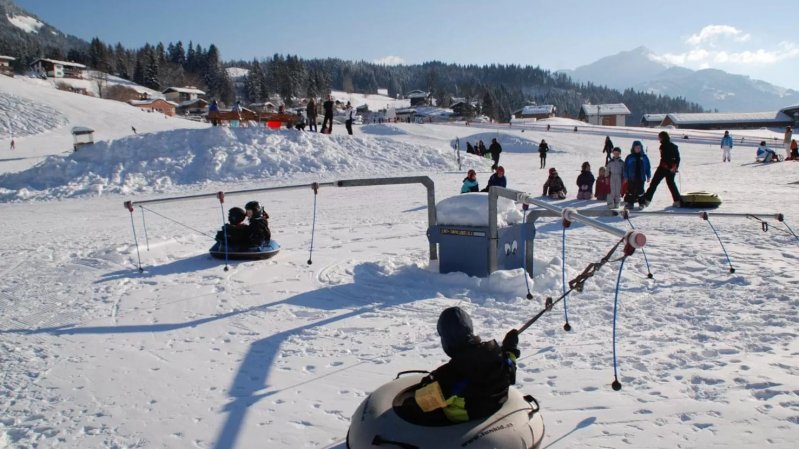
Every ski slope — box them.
[0,80,797,449]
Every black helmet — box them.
[245,201,262,217]
[228,207,246,225]
[437,307,474,357]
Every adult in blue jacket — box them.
[720,130,734,162]
[623,140,651,209]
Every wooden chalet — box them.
[129,98,177,116]
[0,55,15,77]
[513,105,556,120]
[579,103,631,126]
[30,58,86,79]
[640,114,667,127]
[162,86,205,103]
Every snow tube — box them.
[347,372,544,449]
[209,240,280,260]
[679,191,722,209]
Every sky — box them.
[13,0,799,90]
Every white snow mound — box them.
[0,127,458,201]
[436,192,523,227]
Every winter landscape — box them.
[2,70,798,448]
[2,1,799,448]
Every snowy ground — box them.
[0,80,798,449]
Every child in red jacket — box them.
[595,166,610,201]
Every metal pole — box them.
[489,187,645,274]
[125,182,338,207]
[336,176,437,260]
[627,210,783,221]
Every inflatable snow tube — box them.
[347,372,544,449]
[679,191,722,209]
[209,240,280,260]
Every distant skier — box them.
[9,138,14,151]
[131,126,137,134]
[720,130,733,162]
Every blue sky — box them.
[15,0,799,90]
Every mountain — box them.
[560,46,799,112]
[0,0,89,69]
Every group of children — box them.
[543,140,652,209]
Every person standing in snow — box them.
[542,167,567,199]
[488,138,502,171]
[461,169,479,193]
[594,167,610,201]
[790,139,798,161]
[602,136,614,164]
[623,141,651,209]
[538,139,549,169]
[784,126,794,159]
[478,140,487,157]
[576,161,595,200]
[481,166,507,192]
[404,307,519,424]
[344,102,356,135]
[605,147,625,209]
[643,131,682,207]
[10,138,15,151]
[209,100,220,126]
[306,98,317,132]
[321,95,335,133]
[720,130,733,162]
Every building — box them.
[406,90,431,106]
[162,86,206,103]
[30,58,86,79]
[129,98,177,116]
[780,104,799,126]
[175,98,209,116]
[0,55,15,77]
[579,104,631,126]
[513,105,556,120]
[640,114,667,127]
[660,111,793,130]
[249,102,276,113]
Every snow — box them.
[0,78,797,449]
[436,193,522,227]
[6,13,44,34]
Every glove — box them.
[502,329,519,350]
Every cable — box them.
[702,213,735,273]
[138,206,213,237]
[611,258,626,391]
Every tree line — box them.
[2,28,703,121]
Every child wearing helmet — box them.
[542,167,567,199]
[406,307,519,424]
[245,201,271,247]
[215,207,249,248]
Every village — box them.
[3,54,797,133]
